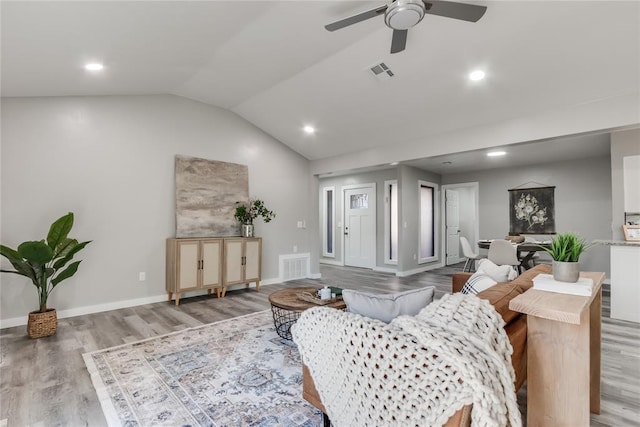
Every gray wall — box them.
[442,155,612,275]
[318,165,443,274]
[611,128,640,240]
[318,168,398,269]
[1,95,312,322]
[398,165,442,273]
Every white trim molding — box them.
[1,277,282,329]
[396,262,445,277]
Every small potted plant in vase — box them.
[0,212,91,338]
[234,199,275,237]
[540,232,594,282]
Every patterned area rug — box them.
[83,310,320,426]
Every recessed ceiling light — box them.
[303,125,315,134]
[85,63,104,71]
[441,161,452,165]
[390,162,399,166]
[487,151,506,157]
[469,70,485,81]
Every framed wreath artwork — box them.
[508,186,556,234]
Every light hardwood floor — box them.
[1,264,638,426]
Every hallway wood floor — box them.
[1,264,638,426]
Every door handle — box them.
[344,226,349,236]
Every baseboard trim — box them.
[307,273,322,279]
[319,259,344,266]
[0,294,168,329]
[1,277,282,330]
[373,266,397,274]
[396,262,445,277]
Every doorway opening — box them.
[441,182,480,266]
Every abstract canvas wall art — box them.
[509,186,556,234]
[175,155,248,237]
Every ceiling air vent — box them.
[369,62,394,81]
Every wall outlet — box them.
[139,272,146,281]
[297,221,303,228]
[293,245,298,253]
[413,254,417,260]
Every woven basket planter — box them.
[27,308,58,339]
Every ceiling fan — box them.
[325,0,487,54]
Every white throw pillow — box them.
[461,272,497,295]
[477,258,518,282]
[342,287,435,323]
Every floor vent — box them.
[369,62,394,80]
[280,253,310,282]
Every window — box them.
[322,187,335,257]
[419,181,439,263]
[350,193,368,209]
[384,180,398,264]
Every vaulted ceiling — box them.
[2,1,639,170]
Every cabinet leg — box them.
[175,294,180,306]
[207,289,212,296]
[216,287,221,298]
[255,281,260,292]
[221,287,227,298]
[168,292,173,302]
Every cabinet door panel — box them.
[202,240,222,287]
[225,240,244,283]
[177,241,199,291]
[244,239,261,281]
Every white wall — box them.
[611,128,640,240]
[442,155,612,275]
[310,93,639,176]
[1,95,312,324]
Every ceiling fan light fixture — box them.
[384,0,426,30]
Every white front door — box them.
[344,185,376,268]
[445,189,461,265]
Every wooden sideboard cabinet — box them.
[222,237,262,297]
[166,238,223,305]
[166,237,262,304]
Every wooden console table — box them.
[509,271,604,427]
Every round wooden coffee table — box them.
[268,287,346,340]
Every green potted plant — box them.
[0,212,91,338]
[540,232,594,282]
[234,199,275,237]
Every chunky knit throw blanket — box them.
[292,293,522,427]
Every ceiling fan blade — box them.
[325,4,388,31]
[423,1,487,22]
[390,29,408,54]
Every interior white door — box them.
[445,189,461,265]
[344,186,376,268]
